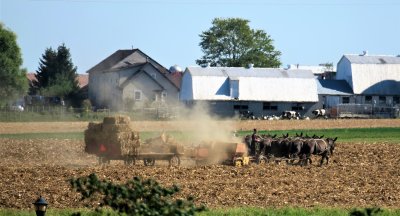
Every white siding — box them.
[179,71,193,101]
[192,76,229,100]
[351,64,400,94]
[180,67,318,102]
[336,57,353,88]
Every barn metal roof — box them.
[181,66,318,102]
[187,66,315,78]
[317,79,353,95]
[344,54,400,64]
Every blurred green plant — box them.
[70,173,206,216]
[350,207,383,216]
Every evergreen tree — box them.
[0,23,28,105]
[33,44,79,101]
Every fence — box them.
[334,104,400,119]
[0,105,180,122]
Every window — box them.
[263,102,278,110]
[161,92,167,102]
[134,90,142,101]
[233,105,248,110]
[394,96,400,105]
[291,103,304,111]
[153,93,158,101]
[342,97,350,104]
[365,96,372,103]
[379,96,386,104]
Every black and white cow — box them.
[282,111,301,120]
[312,109,327,118]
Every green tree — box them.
[33,44,79,101]
[196,18,281,68]
[319,62,334,71]
[70,173,206,216]
[0,23,28,105]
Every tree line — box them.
[0,18,282,107]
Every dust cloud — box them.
[176,102,246,164]
[178,102,241,143]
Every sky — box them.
[1,0,400,74]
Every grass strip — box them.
[0,127,399,144]
[2,207,400,216]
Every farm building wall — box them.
[336,55,400,95]
[336,57,353,88]
[190,100,318,118]
[121,64,180,109]
[351,64,400,95]
[89,71,121,110]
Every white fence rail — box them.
[334,104,400,118]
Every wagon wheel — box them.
[169,155,181,167]
[99,157,110,165]
[257,156,267,165]
[234,159,243,167]
[124,157,135,165]
[144,158,155,166]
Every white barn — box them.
[336,54,400,106]
[180,66,318,117]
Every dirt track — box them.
[1,119,400,134]
[0,136,399,209]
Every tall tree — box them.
[196,18,281,68]
[33,44,79,100]
[0,23,28,105]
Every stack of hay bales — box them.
[142,132,184,154]
[84,115,140,156]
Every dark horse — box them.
[300,137,337,166]
[243,134,276,156]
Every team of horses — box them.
[244,132,338,166]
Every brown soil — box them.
[0,137,399,210]
[1,119,400,134]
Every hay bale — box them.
[143,133,184,154]
[84,116,140,156]
[103,115,131,125]
[84,122,104,154]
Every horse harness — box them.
[314,139,329,155]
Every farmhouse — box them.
[336,53,400,106]
[87,49,181,111]
[180,66,319,117]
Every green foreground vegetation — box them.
[1,127,399,144]
[1,207,400,216]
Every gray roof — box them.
[344,54,400,64]
[87,50,136,74]
[186,66,315,79]
[87,49,170,74]
[317,79,353,95]
[86,49,181,89]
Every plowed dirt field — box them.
[0,120,400,210]
[1,119,400,134]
